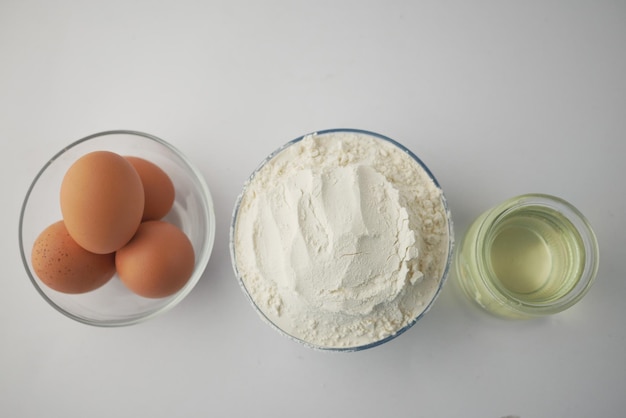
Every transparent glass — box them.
[19,130,216,326]
[455,194,599,319]
[230,128,454,351]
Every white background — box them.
[1,1,625,417]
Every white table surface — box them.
[2,1,625,417]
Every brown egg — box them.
[125,156,175,221]
[115,221,195,298]
[60,151,144,254]
[31,221,116,294]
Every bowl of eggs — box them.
[19,130,215,326]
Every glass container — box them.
[455,194,599,319]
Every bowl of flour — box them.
[230,129,453,351]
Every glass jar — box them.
[455,194,599,319]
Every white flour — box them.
[233,131,450,349]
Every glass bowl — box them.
[455,193,599,319]
[19,130,216,326]
[230,128,454,351]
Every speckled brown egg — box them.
[60,151,144,254]
[125,156,175,221]
[115,220,195,298]
[31,221,116,294]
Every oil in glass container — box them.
[455,194,599,319]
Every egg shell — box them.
[60,151,144,254]
[31,221,116,294]
[115,220,195,299]
[125,156,175,221]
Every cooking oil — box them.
[455,194,599,319]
